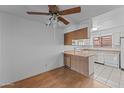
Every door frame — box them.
[120,37,124,69]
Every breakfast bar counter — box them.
[64,50,95,77]
[64,50,95,57]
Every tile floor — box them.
[91,63,124,88]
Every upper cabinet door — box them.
[112,32,120,46]
[64,27,88,45]
[64,32,74,45]
[73,28,88,40]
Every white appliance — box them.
[121,37,124,69]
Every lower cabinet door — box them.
[78,57,89,76]
[70,55,89,76]
[89,56,94,75]
[71,55,77,71]
[64,54,71,68]
[75,56,80,72]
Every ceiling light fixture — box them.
[46,14,58,27]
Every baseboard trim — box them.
[121,68,124,71]
[1,83,15,88]
[94,62,104,65]
[1,66,64,87]
[0,82,13,87]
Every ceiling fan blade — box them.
[58,16,69,25]
[27,12,50,15]
[59,7,81,15]
[48,5,59,13]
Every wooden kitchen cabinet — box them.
[70,55,75,70]
[78,57,89,76]
[70,55,93,76]
[71,55,78,71]
[64,51,94,77]
[64,27,88,45]
[73,28,88,40]
[64,32,73,45]
[64,54,71,68]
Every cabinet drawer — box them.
[71,56,77,71]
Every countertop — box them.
[64,50,95,57]
[81,47,120,52]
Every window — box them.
[93,35,112,47]
[93,37,101,47]
[101,35,112,47]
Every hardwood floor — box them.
[2,67,109,88]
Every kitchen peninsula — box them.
[64,50,95,77]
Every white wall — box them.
[91,7,124,47]
[121,31,124,37]
[0,12,64,85]
[92,7,124,31]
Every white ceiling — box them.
[0,5,123,27]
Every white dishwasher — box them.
[104,52,119,67]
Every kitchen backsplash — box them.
[64,38,120,51]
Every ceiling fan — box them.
[26,5,81,26]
